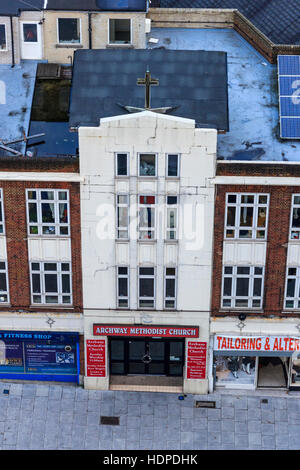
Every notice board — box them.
[187,341,207,380]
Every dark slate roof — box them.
[0,0,43,16]
[46,0,147,11]
[157,1,300,45]
[69,48,229,131]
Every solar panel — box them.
[96,0,147,10]
[278,55,300,139]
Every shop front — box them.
[85,324,209,393]
[0,330,80,383]
[212,334,300,390]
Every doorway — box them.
[20,22,43,60]
[109,337,184,377]
[257,356,289,388]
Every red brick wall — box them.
[212,184,297,317]
[1,180,82,313]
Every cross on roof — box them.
[136,67,159,109]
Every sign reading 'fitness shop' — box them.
[93,324,199,338]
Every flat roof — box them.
[46,0,147,12]
[69,48,229,131]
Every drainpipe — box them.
[10,16,15,68]
[88,12,92,49]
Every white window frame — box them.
[138,195,156,240]
[0,24,7,51]
[164,267,177,310]
[166,195,178,241]
[26,189,70,237]
[166,154,180,178]
[0,189,5,235]
[115,152,129,177]
[117,266,129,309]
[284,267,300,309]
[116,194,129,240]
[0,261,10,304]
[57,17,81,45]
[138,266,155,309]
[108,18,132,45]
[222,265,264,309]
[30,261,72,306]
[224,193,269,240]
[289,194,300,240]
[138,153,157,178]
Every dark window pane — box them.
[236,278,249,297]
[292,208,300,228]
[23,24,37,43]
[0,273,6,292]
[117,154,127,176]
[257,207,267,227]
[32,274,40,293]
[111,363,125,374]
[118,267,128,275]
[0,25,6,50]
[226,206,236,227]
[139,154,156,176]
[62,274,70,293]
[167,196,177,205]
[129,341,145,360]
[167,154,178,177]
[58,18,80,43]
[139,268,154,276]
[111,341,124,360]
[227,195,236,203]
[44,263,57,271]
[240,207,253,226]
[109,19,131,44]
[61,263,70,271]
[223,277,232,296]
[42,203,55,223]
[237,267,250,275]
[29,203,37,223]
[224,266,232,274]
[166,268,175,276]
[253,278,262,297]
[166,279,175,298]
[287,279,296,297]
[44,274,58,293]
[140,278,154,297]
[31,263,40,271]
[118,277,128,297]
[241,195,254,204]
[59,203,68,223]
[170,342,183,361]
[41,191,54,200]
[0,262,5,270]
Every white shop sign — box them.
[214,335,300,353]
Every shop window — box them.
[290,195,300,240]
[117,266,129,308]
[116,194,129,239]
[225,193,269,239]
[222,265,264,309]
[139,195,155,240]
[116,153,129,176]
[23,24,37,43]
[214,355,257,387]
[30,262,72,305]
[139,154,156,177]
[0,25,6,50]
[138,267,155,309]
[109,19,131,44]
[26,189,70,236]
[164,267,176,309]
[166,154,179,177]
[58,18,81,44]
[284,267,300,309]
[166,196,177,240]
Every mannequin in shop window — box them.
[227,357,239,378]
[241,356,255,375]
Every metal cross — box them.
[137,67,159,109]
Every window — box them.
[164,267,176,309]
[0,262,9,303]
[58,18,80,44]
[222,266,264,309]
[284,267,300,309]
[109,19,131,44]
[0,25,6,51]
[290,195,300,240]
[23,24,37,43]
[225,193,269,239]
[139,267,155,309]
[116,153,129,177]
[117,266,129,308]
[116,195,129,239]
[0,189,5,235]
[30,262,72,305]
[166,196,177,240]
[26,189,70,236]
[167,154,179,177]
[139,196,155,240]
[139,154,156,177]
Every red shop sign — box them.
[186,341,207,380]
[93,324,199,338]
[86,339,106,377]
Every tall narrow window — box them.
[116,195,129,239]
[290,195,300,240]
[225,193,269,239]
[166,196,177,240]
[58,18,80,44]
[139,267,155,309]
[26,189,70,236]
[116,153,128,176]
[30,262,72,305]
[0,261,9,303]
[222,266,264,309]
[284,267,300,309]
[117,267,129,308]
[109,19,131,44]
[167,154,179,177]
[0,189,5,234]
[139,196,155,240]
[165,267,176,309]
[0,25,7,50]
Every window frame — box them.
[117,266,129,309]
[0,261,10,304]
[138,153,157,178]
[138,195,156,241]
[224,193,269,240]
[26,189,70,237]
[0,24,7,51]
[138,266,155,309]
[164,267,177,310]
[30,261,72,306]
[289,194,300,240]
[221,265,264,309]
[108,18,132,45]
[284,267,300,309]
[0,189,5,235]
[166,154,180,178]
[115,152,129,177]
[166,195,178,241]
[57,17,81,45]
[116,194,129,240]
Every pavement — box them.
[0,381,300,450]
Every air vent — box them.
[195,401,216,409]
[100,416,120,425]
